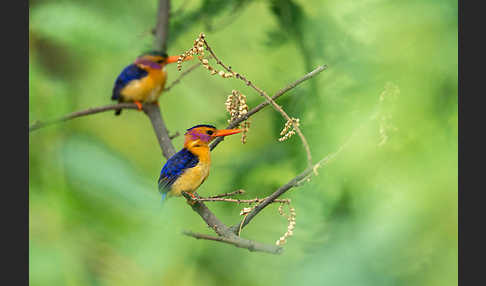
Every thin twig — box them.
[195,197,290,204]
[180,192,281,254]
[164,62,201,92]
[229,120,365,234]
[206,189,245,199]
[201,37,314,167]
[181,192,235,237]
[182,231,283,254]
[29,103,141,132]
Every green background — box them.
[29,0,457,285]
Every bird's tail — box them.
[161,193,167,203]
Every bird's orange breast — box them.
[168,146,211,197]
[120,67,167,103]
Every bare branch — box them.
[153,0,170,52]
[142,103,176,159]
[182,231,283,254]
[29,61,203,133]
[29,103,141,132]
[195,196,290,204]
[182,192,235,237]
[230,123,362,234]
[206,189,245,198]
[164,62,201,92]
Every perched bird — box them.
[111,51,191,115]
[158,124,241,201]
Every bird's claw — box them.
[182,191,198,205]
[134,101,143,111]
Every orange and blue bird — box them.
[158,125,241,201]
[111,51,191,115]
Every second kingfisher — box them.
[158,124,241,201]
[111,51,191,115]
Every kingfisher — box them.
[158,124,241,201]
[111,51,191,115]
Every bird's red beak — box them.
[166,55,193,64]
[214,129,242,137]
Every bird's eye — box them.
[157,59,164,63]
[206,130,214,135]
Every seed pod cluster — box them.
[177,32,235,79]
[177,33,206,71]
[225,90,250,144]
[276,203,296,246]
[278,117,300,142]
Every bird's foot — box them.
[155,101,160,107]
[182,191,198,206]
[134,101,143,111]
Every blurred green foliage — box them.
[29,0,457,285]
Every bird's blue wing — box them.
[112,64,148,101]
[158,148,199,195]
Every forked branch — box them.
[29,0,329,254]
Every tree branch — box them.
[182,231,282,254]
[195,196,290,204]
[142,103,176,159]
[29,62,204,133]
[206,189,245,198]
[153,0,170,52]
[229,122,360,234]
[29,103,140,132]
[29,61,203,133]
[163,62,201,92]
[181,192,283,254]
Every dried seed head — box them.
[179,32,238,81]
[278,118,300,142]
[177,32,207,71]
[275,202,296,246]
[225,90,250,144]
